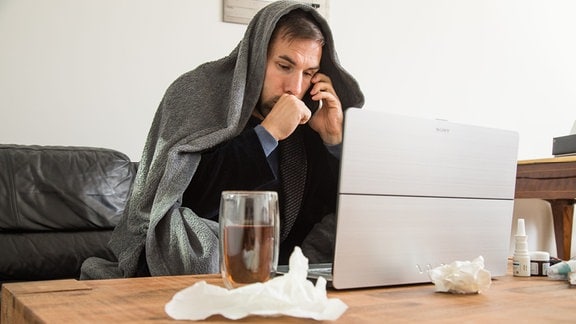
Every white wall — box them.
[1,0,575,161]
[0,0,245,160]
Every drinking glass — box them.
[219,191,279,289]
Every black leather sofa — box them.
[0,144,137,286]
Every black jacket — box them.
[183,116,339,264]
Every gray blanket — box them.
[81,0,364,279]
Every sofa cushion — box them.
[0,145,136,231]
[0,231,115,282]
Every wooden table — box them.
[2,268,576,323]
[515,156,576,260]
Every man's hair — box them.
[270,9,325,46]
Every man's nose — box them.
[284,73,304,97]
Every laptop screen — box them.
[331,109,519,289]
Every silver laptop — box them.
[327,109,519,289]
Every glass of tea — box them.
[219,191,279,289]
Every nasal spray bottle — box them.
[513,218,530,277]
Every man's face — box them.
[258,36,323,117]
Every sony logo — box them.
[436,127,450,134]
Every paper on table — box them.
[428,256,492,294]
[165,247,347,321]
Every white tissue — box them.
[165,247,347,321]
[569,272,576,285]
[428,256,491,294]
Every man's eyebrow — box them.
[278,55,320,71]
[278,55,296,65]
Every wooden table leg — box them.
[546,199,575,260]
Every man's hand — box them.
[308,73,343,145]
[260,94,311,141]
[258,73,343,144]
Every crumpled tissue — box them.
[569,272,576,285]
[428,256,491,294]
[165,247,347,321]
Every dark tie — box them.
[278,127,307,241]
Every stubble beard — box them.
[256,96,279,119]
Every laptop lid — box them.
[331,109,519,289]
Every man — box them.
[81,0,363,279]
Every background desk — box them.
[2,269,575,323]
[516,156,576,260]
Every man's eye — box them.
[278,64,290,71]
